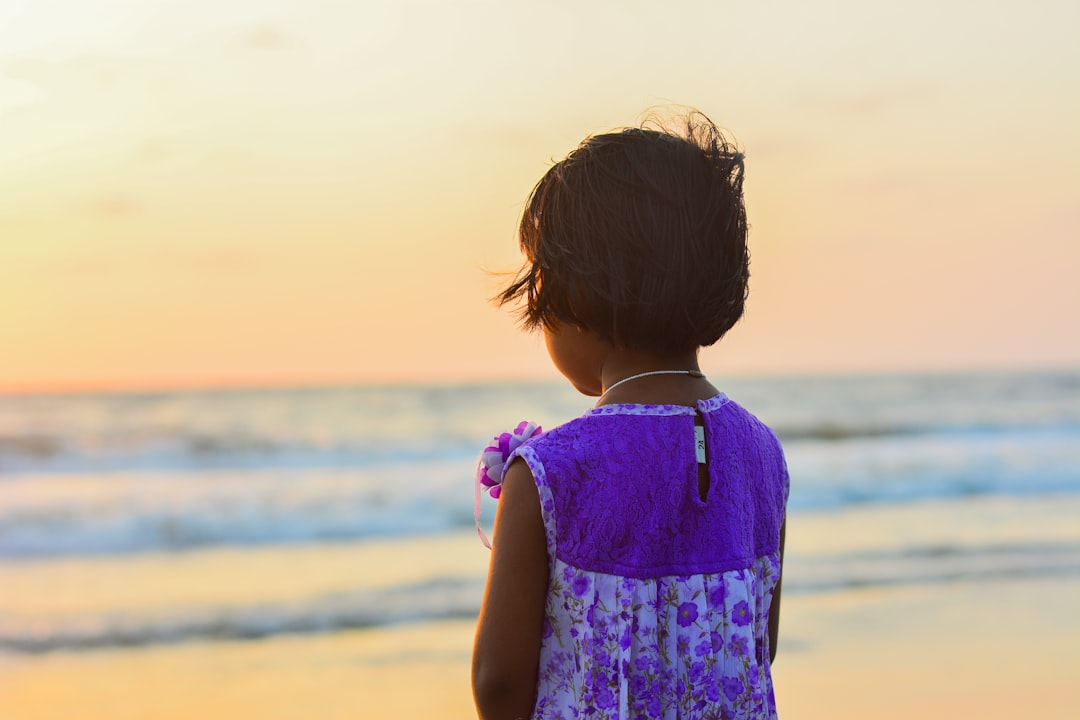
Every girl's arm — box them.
[768,518,786,664]
[472,459,549,720]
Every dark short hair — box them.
[497,111,749,355]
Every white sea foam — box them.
[3,505,1078,655]
[1,372,1078,558]
[0,575,487,654]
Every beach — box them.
[3,560,1078,718]
[1,372,1078,718]
[3,495,1078,719]
[10,588,1078,720]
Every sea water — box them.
[1,370,1079,656]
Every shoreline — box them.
[2,576,1077,719]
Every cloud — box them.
[90,196,140,218]
[181,251,259,272]
[839,171,925,196]
[242,25,293,51]
[0,72,46,110]
[796,82,938,119]
[746,134,814,160]
[41,248,260,276]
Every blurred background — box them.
[1,1,1078,718]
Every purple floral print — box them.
[503,395,788,719]
[709,582,726,606]
[722,675,745,702]
[676,602,699,627]
[728,635,749,657]
[731,601,753,627]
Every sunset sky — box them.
[1,0,1077,391]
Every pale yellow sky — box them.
[1,0,1078,391]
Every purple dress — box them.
[509,394,789,719]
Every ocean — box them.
[2,370,1079,659]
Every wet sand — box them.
[2,578,1077,719]
[2,498,1078,719]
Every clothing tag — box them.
[695,425,706,464]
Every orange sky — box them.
[1,0,1078,392]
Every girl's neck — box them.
[596,350,718,408]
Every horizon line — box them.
[2,362,1078,397]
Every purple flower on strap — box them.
[478,421,543,499]
[474,421,542,548]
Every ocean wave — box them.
[0,464,478,559]
[2,374,1079,557]
[2,420,1078,475]
[0,576,484,655]
[786,541,1080,594]
[3,540,1078,655]
[2,427,1078,559]
[3,372,1080,475]
[0,432,478,475]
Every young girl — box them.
[473,112,788,720]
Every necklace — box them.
[600,369,704,398]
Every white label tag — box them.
[695,425,706,464]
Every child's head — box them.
[498,111,749,356]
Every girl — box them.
[473,112,788,720]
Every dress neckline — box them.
[583,392,730,417]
